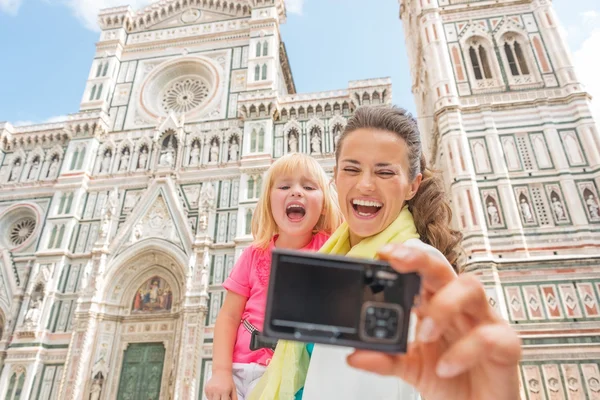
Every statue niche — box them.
[23,283,45,329]
[188,139,201,167]
[132,276,173,314]
[228,135,239,162]
[583,188,600,221]
[158,133,177,168]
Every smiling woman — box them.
[335,106,463,267]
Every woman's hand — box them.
[347,243,522,400]
[204,370,238,400]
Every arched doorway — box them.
[82,246,187,400]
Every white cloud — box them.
[12,115,68,127]
[0,0,23,15]
[573,29,600,123]
[284,0,304,15]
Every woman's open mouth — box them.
[352,199,383,219]
[286,204,306,221]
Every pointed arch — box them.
[66,193,74,214]
[247,176,255,199]
[77,145,86,170]
[254,64,260,81]
[256,41,262,57]
[258,127,265,152]
[70,148,79,170]
[262,40,269,56]
[89,85,97,101]
[261,64,267,80]
[57,225,65,247]
[96,63,103,77]
[255,175,263,198]
[96,83,103,100]
[48,225,58,248]
[250,128,257,152]
[245,209,253,235]
[103,62,109,76]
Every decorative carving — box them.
[199,182,216,211]
[161,78,210,114]
[9,217,36,246]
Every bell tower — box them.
[399,0,600,397]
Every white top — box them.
[302,239,447,400]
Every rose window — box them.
[10,217,36,246]
[161,78,210,114]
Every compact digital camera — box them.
[262,248,421,353]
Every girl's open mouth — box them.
[286,204,306,221]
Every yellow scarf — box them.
[248,206,419,400]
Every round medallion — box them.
[181,9,201,24]
[10,217,36,246]
[139,58,220,119]
[161,78,210,114]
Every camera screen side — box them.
[270,255,364,331]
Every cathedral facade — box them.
[0,0,598,399]
[399,0,600,398]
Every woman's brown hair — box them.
[335,105,463,270]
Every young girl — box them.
[250,105,521,400]
[204,153,342,400]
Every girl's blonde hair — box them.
[251,153,343,249]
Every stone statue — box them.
[552,197,565,220]
[198,212,208,233]
[24,299,41,325]
[119,150,130,171]
[189,142,200,166]
[199,181,216,210]
[131,221,143,243]
[9,159,22,182]
[519,198,533,223]
[100,212,110,239]
[89,372,104,400]
[288,134,298,153]
[311,133,321,154]
[138,148,148,169]
[210,141,219,163]
[229,139,239,162]
[47,157,59,178]
[159,141,175,167]
[28,158,40,180]
[334,129,342,149]
[100,151,111,173]
[487,201,500,226]
[587,194,599,219]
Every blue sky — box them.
[0,0,599,126]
